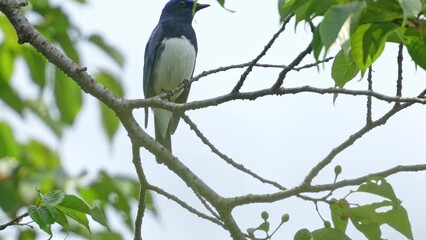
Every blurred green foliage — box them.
[0,0,154,239]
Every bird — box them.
[143,0,209,162]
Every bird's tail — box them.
[154,117,172,163]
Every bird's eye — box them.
[178,1,186,7]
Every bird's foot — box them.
[179,79,191,90]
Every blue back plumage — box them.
[143,0,209,157]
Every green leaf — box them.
[360,0,403,24]
[0,44,15,83]
[348,201,388,240]
[351,23,397,72]
[57,195,91,232]
[18,230,36,240]
[356,177,399,202]
[350,201,413,240]
[217,0,225,7]
[92,231,122,240]
[294,228,312,240]
[312,26,323,62]
[59,195,91,214]
[54,69,83,125]
[278,0,309,21]
[311,227,351,240]
[53,207,69,229]
[90,206,110,230]
[88,34,125,68]
[22,46,47,88]
[379,204,413,239]
[26,99,63,137]
[28,205,53,237]
[94,71,124,140]
[403,29,426,70]
[332,50,360,87]
[257,221,270,232]
[0,121,20,158]
[77,171,138,230]
[330,199,349,233]
[0,83,24,113]
[42,190,65,208]
[397,0,422,20]
[320,2,364,50]
[25,140,60,169]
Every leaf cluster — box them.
[279,0,426,88]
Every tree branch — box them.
[180,113,286,191]
[227,163,426,207]
[231,14,293,93]
[0,212,29,231]
[148,185,224,227]
[131,144,148,240]
[126,85,426,113]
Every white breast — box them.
[152,36,196,96]
[151,36,196,138]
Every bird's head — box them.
[160,0,210,22]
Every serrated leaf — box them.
[404,29,426,70]
[351,23,397,73]
[360,0,403,24]
[357,177,399,202]
[59,195,90,214]
[294,228,312,240]
[28,205,53,237]
[311,227,351,240]
[54,69,83,125]
[320,2,364,50]
[56,205,91,234]
[332,50,359,87]
[53,207,69,229]
[42,190,65,208]
[278,0,307,21]
[88,34,125,68]
[90,207,110,230]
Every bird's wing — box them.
[143,24,164,128]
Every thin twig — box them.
[132,144,148,240]
[232,15,293,93]
[228,163,426,207]
[366,67,373,125]
[148,185,224,227]
[126,85,426,113]
[396,43,404,98]
[0,212,29,231]
[192,189,221,220]
[180,113,286,191]
[191,57,334,83]
[271,44,312,89]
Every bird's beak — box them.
[196,3,210,11]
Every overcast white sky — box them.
[3,0,426,239]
